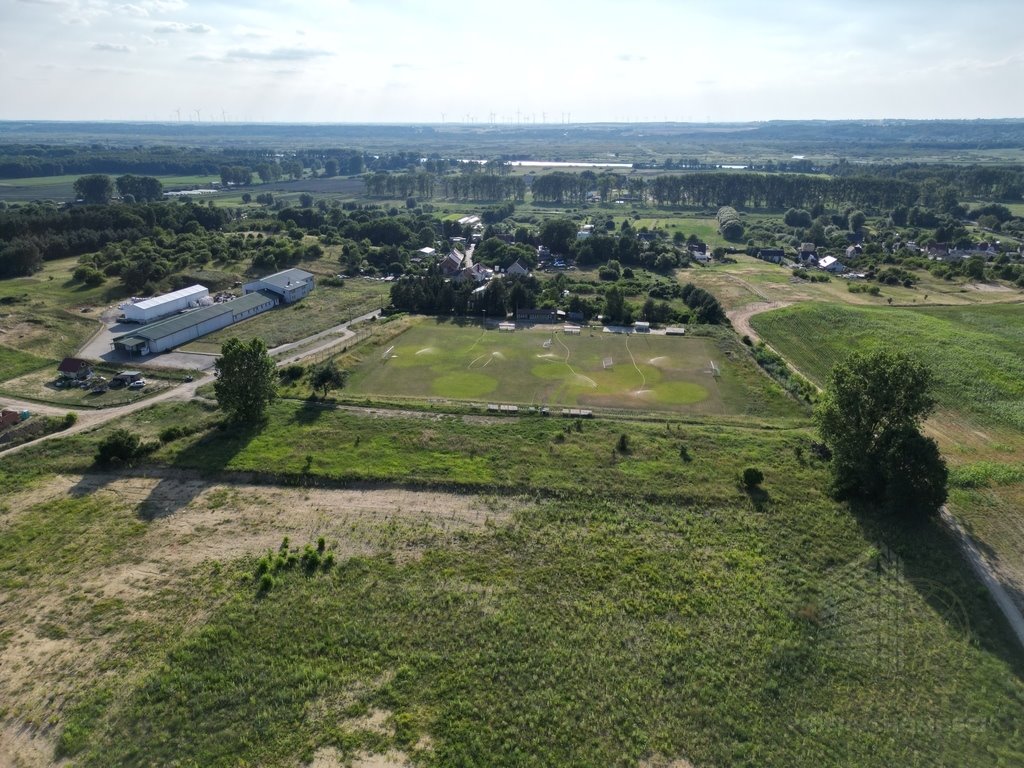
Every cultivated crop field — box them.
[346,319,803,417]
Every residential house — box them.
[818,256,847,274]
[757,249,785,264]
[457,263,493,284]
[57,357,93,380]
[440,250,464,276]
[506,259,530,277]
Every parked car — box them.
[128,379,147,390]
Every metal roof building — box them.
[113,292,277,356]
[243,268,314,304]
[122,284,209,324]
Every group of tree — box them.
[716,206,745,242]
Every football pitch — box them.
[347,320,802,416]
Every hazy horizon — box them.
[4,0,1024,124]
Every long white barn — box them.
[121,285,209,324]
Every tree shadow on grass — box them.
[289,401,330,425]
[849,500,1024,679]
[743,485,772,513]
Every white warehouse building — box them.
[113,292,278,356]
[121,284,210,324]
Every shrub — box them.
[742,467,764,488]
[279,364,305,382]
[61,412,77,428]
[95,428,145,466]
[617,433,630,453]
[257,573,275,594]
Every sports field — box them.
[347,319,803,416]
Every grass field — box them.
[685,254,1023,312]
[0,344,53,383]
[749,302,1024,434]
[2,400,1023,767]
[345,319,803,417]
[0,256,129,358]
[750,300,1024,625]
[0,173,219,202]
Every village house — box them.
[57,357,93,380]
[506,258,530,277]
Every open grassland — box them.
[749,302,1024,436]
[0,173,219,202]
[0,256,122,358]
[180,278,389,353]
[685,254,1023,312]
[751,301,1024,621]
[1,399,1023,767]
[0,344,52,383]
[344,319,803,417]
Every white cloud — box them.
[224,47,332,62]
[116,3,149,16]
[92,42,134,52]
[153,21,211,33]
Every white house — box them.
[818,256,847,274]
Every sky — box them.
[3,0,1023,123]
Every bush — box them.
[95,428,146,466]
[742,467,764,488]
[279,364,305,382]
[61,412,77,429]
[257,573,275,594]
[617,433,630,453]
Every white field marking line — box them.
[555,332,577,376]
[624,334,647,390]
[465,329,487,353]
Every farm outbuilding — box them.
[243,268,315,304]
[0,409,21,429]
[121,284,209,324]
[113,292,278,356]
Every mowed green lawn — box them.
[347,320,803,417]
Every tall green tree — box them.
[214,337,277,422]
[73,174,114,204]
[814,348,947,516]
